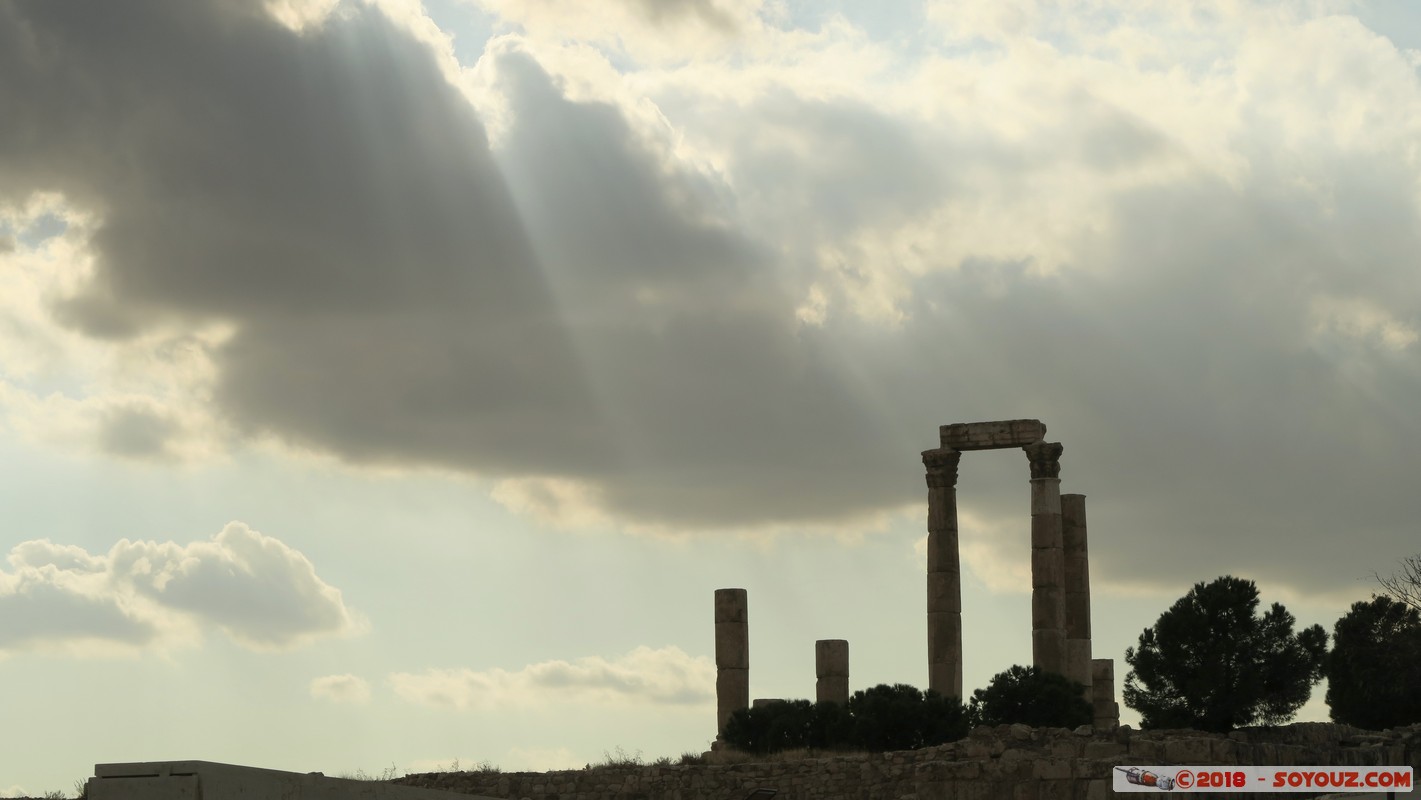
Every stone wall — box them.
[395,723,1421,800]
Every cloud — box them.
[2,0,1421,605]
[0,522,364,656]
[390,646,714,710]
[311,673,372,704]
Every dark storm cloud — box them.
[4,0,1421,603]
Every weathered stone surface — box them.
[1031,584,1065,629]
[922,448,962,487]
[1164,737,1214,763]
[714,621,748,668]
[815,639,849,675]
[1032,628,1067,675]
[713,588,747,624]
[940,419,1047,450]
[1090,658,1119,730]
[1024,441,1064,479]
[1061,493,1091,640]
[714,588,749,736]
[1065,639,1093,689]
[816,639,850,706]
[927,572,962,613]
[715,668,748,734]
[925,525,960,573]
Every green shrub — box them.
[968,665,1091,728]
[722,684,968,755]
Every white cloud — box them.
[310,673,372,704]
[389,646,714,710]
[0,522,364,657]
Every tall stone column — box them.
[922,447,963,700]
[714,588,748,738]
[815,639,849,706]
[1024,441,1067,678]
[1061,493,1093,698]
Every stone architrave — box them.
[714,588,749,737]
[1061,493,1093,697]
[815,639,850,706]
[922,447,964,700]
[1091,658,1120,730]
[1024,441,1067,678]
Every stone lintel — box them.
[940,419,1047,450]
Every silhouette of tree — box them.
[968,664,1091,729]
[1124,575,1327,732]
[1375,553,1421,614]
[1327,595,1421,730]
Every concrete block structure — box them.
[86,761,494,800]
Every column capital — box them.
[1023,441,1063,480]
[922,448,962,489]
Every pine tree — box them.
[1123,575,1327,732]
[1327,595,1421,730]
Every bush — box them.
[968,665,1091,728]
[721,684,968,755]
[848,683,970,751]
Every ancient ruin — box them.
[712,419,1119,742]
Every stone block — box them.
[815,639,849,676]
[1032,584,1066,629]
[1164,737,1214,763]
[927,571,962,613]
[1031,548,1065,587]
[714,622,748,668]
[713,588,747,623]
[1129,739,1164,761]
[1065,638,1093,688]
[1064,595,1092,639]
[927,612,962,660]
[1033,759,1073,780]
[1030,482,1063,517]
[1033,628,1067,675]
[940,419,1047,450]
[928,660,962,701]
[1083,741,1125,759]
[926,530,961,573]
[926,490,959,535]
[816,675,849,706]
[1084,778,1111,800]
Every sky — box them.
[2,0,1420,794]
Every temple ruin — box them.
[713,419,1119,742]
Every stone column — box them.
[922,447,963,700]
[815,639,849,706]
[714,588,749,737]
[1024,441,1067,678]
[1092,658,1120,730]
[1061,493,1093,698]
